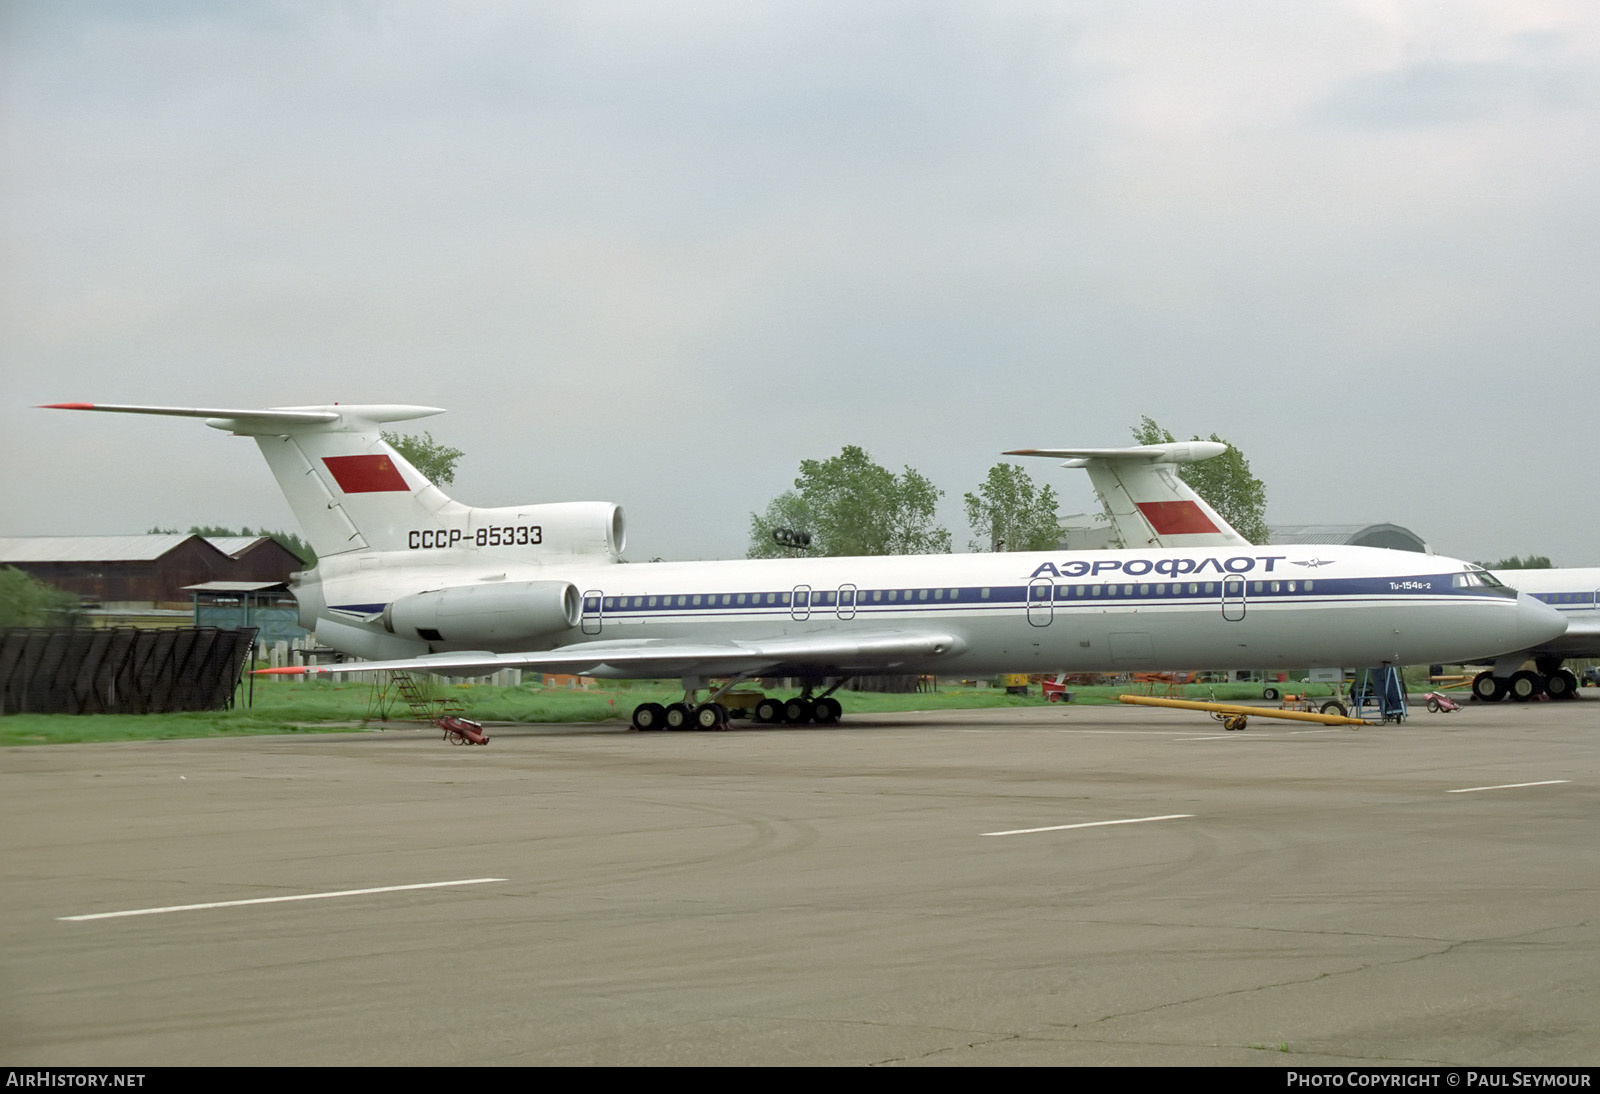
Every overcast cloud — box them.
[3,1,1595,564]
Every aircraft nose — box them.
[1516,592,1567,646]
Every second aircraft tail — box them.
[1005,442,1252,549]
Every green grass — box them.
[0,672,1414,747]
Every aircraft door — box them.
[1222,577,1246,622]
[791,585,811,621]
[1027,576,1054,627]
[582,589,603,635]
[837,584,857,621]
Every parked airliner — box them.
[1009,444,1598,703]
[46,403,1567,729]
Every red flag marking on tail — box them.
[323,454,409,493]
[1135,501,1218,535]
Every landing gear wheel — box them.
[754,697,783,724]
[783,697,815,724]
[1508,670,1544,702]
[1471,671,1507,703]
[1263,687,1279,701]
[693,703,728,730]
[1545,669,1577,700]
[632,703,666,731]
[1319,700,1348,718]
[664,702,693,730]
[812,697,842,725]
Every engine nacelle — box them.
[514,502,626,559]
[419,502,626,560]
[384,580,580,647]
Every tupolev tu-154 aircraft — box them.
[1008,443,1600,703]
[45,403,1567,730]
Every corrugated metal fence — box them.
[0,627,258,715]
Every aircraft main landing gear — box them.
[630,676,752,732]
[1472,663,1578,703]
[755,681,847,726]
[635,678,852,730]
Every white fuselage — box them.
[301,543,1564,677]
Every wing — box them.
[257,630,963,680]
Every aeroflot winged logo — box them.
[323,454,409,493]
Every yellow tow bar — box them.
[1117,693,1369,730]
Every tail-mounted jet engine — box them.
[384,580,580,647]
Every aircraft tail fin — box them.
[42,403,458,558]
[1005,442,1252,549]
[44,402,625,562]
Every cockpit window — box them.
[1453,571,1513,594]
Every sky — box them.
[3,1,1596,566]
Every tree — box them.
[382,430,464,487]
[964,463,1061,552]
[0,567,83,628]
[1131,417,1269,545]
[1480,555,1554,569]
[748,445,952,558]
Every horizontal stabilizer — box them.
[41,402,443,435]
[1005,442,1228,466]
